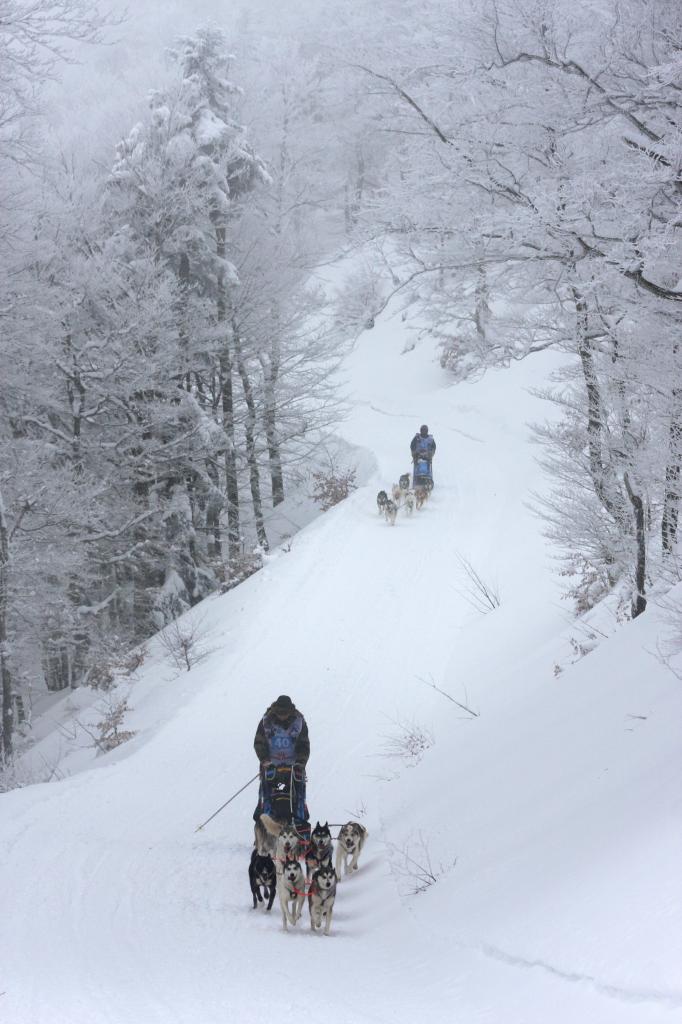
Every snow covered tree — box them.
[346,0,682,615]
[109,27,268,564]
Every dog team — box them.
[250,816,369,934]
[377,472,430,525]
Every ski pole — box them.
[195,772,260,832]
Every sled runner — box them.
[413,457,434,490]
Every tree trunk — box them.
[205,455,223,560]
[574,287,624,522]
[0,487,13,760]
[260,343,284,507]
[662,375,681,555]
[624,472,647,618]
[215,222,240,561]
[178,252,191,391]
[220,347,240,561]
[64,333,85,471]
[234,324,269,551]
[474,259,490,344]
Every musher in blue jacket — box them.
[410,424,436,464]
[253,695,309,822]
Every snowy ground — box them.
[1,305,681,1024]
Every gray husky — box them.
[279,857,305,930]
[254,815,303,877]
[253,813,279,858]
[305,821,333,879]
[335,821,369,878]
[308,864,337,935]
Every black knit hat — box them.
[272,695,294,714]
[420,424,429,436]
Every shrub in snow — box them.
[310,464,357,511]
[386,832,457,897]
[158,613,215,674]
[455,554,500,614]
[380,717,434,766]
[119,646,148,677]
[220,550,264,592]
[96,699,136,753]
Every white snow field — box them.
[1,307,681,1024]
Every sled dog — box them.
[279,857,306,930]
[391,483,402,505]
[308,864,337,935]
[399,473,411,493]
[305,821,333,879]
[275,821,305,876]
[249,850,276,911]
[384,500,398,526]
[254,815,303,873]
[254,812,281,858]
[336,822,368,878]
[414,487,427,510]
[376,489,389,514]
[403,490,415,515]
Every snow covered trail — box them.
[1,313,680,1024]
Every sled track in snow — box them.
[478,943,682,1010]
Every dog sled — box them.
[255,763,311,842]
[412,457,434,490]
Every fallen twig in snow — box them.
[415,674,480,717]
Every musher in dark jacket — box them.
[411,424,436,464]
[253,695,309,822]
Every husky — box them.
[403,490,415,515]
[308,864,337,935]
[305,821,333,879]
[384,499,398,526]
[253,812,280,858]
[249,850,276,911]
[279,857,306,930]
[414,486,427,510]
[376,489,389,514]
[254,815,303,876]
[391,483,402,505]
[273,821,304,876]
[399,473,411,493]
[336,822,368,878]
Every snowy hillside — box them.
[1,307,681,1024]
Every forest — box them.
[1,0,680,767]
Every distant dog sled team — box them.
[377,423,436,525]
[250,695,368,935]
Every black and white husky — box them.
[335,822,369,878]
[249,850,276,911]
[279,857,306,930]
[305,821,333,879]
[376,489,389,514]
[308,864,337,935]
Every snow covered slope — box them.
[1,307,680,1024]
